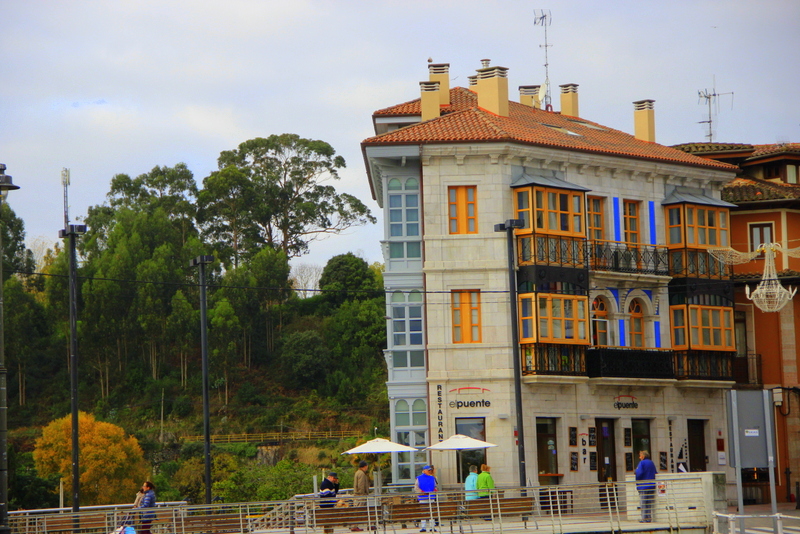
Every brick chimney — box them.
[428,63,450,106]
[476,61,509,117]
[559,83,579,117]
[633,99,656,142]
[519,85,542,109]
[420,81,441,121]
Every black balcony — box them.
[733,352,762,388]
[674,350,734,380]
[521,343,586,376]
[586,347,674,379]
[588,241,670,276]
[668,249,732,279]
[518,235,588,268]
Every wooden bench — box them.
[464,496,537,524]
[179,512,246,533]
[385,500,461,527]
[35,512,110,533]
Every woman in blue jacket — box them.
[137,481,156,534]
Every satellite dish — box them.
[537,83,547,103]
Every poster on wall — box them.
[570,452,578,471]
[625,452,634,471]
[624,428,632,447]
[588,427,597,447]
[569,427,577,446]
[590,451,598,471]
[659,452,668,471]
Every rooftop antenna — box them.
[697,76,733,142]
[534,9,553,111]
[61,168,70,227]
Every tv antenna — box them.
[534,9,553,111]
[697,76,733,142]
[61,168,70,227]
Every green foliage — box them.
[214,459,319,502]
[318,253,382,309]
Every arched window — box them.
[592,297,609,346]
[629,299,644,348]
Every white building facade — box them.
[363,61,742,488]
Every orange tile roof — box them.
[365,88,736,171]
[749,143,800,159]
[722,176,800,203]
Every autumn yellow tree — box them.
[33,411,149,505]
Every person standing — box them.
[136,481,156,534]
[464,465,479,500]
[350,461,371,532]
[415,465,437,532]
[635,450,657,523]
[319,472,340,534]
[476,465,494,498]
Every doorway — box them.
[687,419,707,472]
[595,418,617,482]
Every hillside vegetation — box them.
[5,135,389,508]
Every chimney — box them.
[559,83,579,117]
[468,75,477,89]
[633,99,656,142]
[476,62,509,117]
[428,63,450,106]
[420,81,441,121]
[519,85,542,109]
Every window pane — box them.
[389,242,404,258]
[409,351,425,367]
[396,413,410,426]
[393,351,408,367]
[407,242,421,257]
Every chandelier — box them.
[709,243,798,313]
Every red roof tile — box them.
[722,176,800,203]
[365,88,736,172]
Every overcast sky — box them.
[2,0,799,270]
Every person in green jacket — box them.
[476,464,495,498]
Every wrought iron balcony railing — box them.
[521,343,587,376]
[588,241,669,276]
[586,347,674,379]
[732,352,762,388]
[667,249,732,279]
[517,235,588,268]
[674,350,734,380]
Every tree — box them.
[318,253,382,308]
[201,134,376,259]
[33,412,148,505]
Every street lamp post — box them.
[0,164,19,534]
[58,223,86,513]
[189,255,214,505]
[494,219,527,488]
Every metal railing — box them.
[521,343,586,376]
[589,241,670,276]
[674,350,734,380]
[183,430,363,444]
[586,347,674,379]
[8,477,713,534]
[713,511,800,534]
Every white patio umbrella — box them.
[426,434,497,451]
[342,438,419,493]
[426,434,498,484]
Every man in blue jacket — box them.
[415,465,437,532]
[136,481,156,534]
[635,451,657,522]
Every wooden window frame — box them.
[628,299,645,348]
[749,222,773,252]
[689,305,734,350]
[623,200,640,245]
[536,293,590,344]
[452,290,482,343]
[684,205,729,248]
[665,206,684,247]
[587,196,605,241]
[448,186,478,235]
[515,186,585,237]
[519,294,536,343]
[670,306,688,349]
[591,297,609,347]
